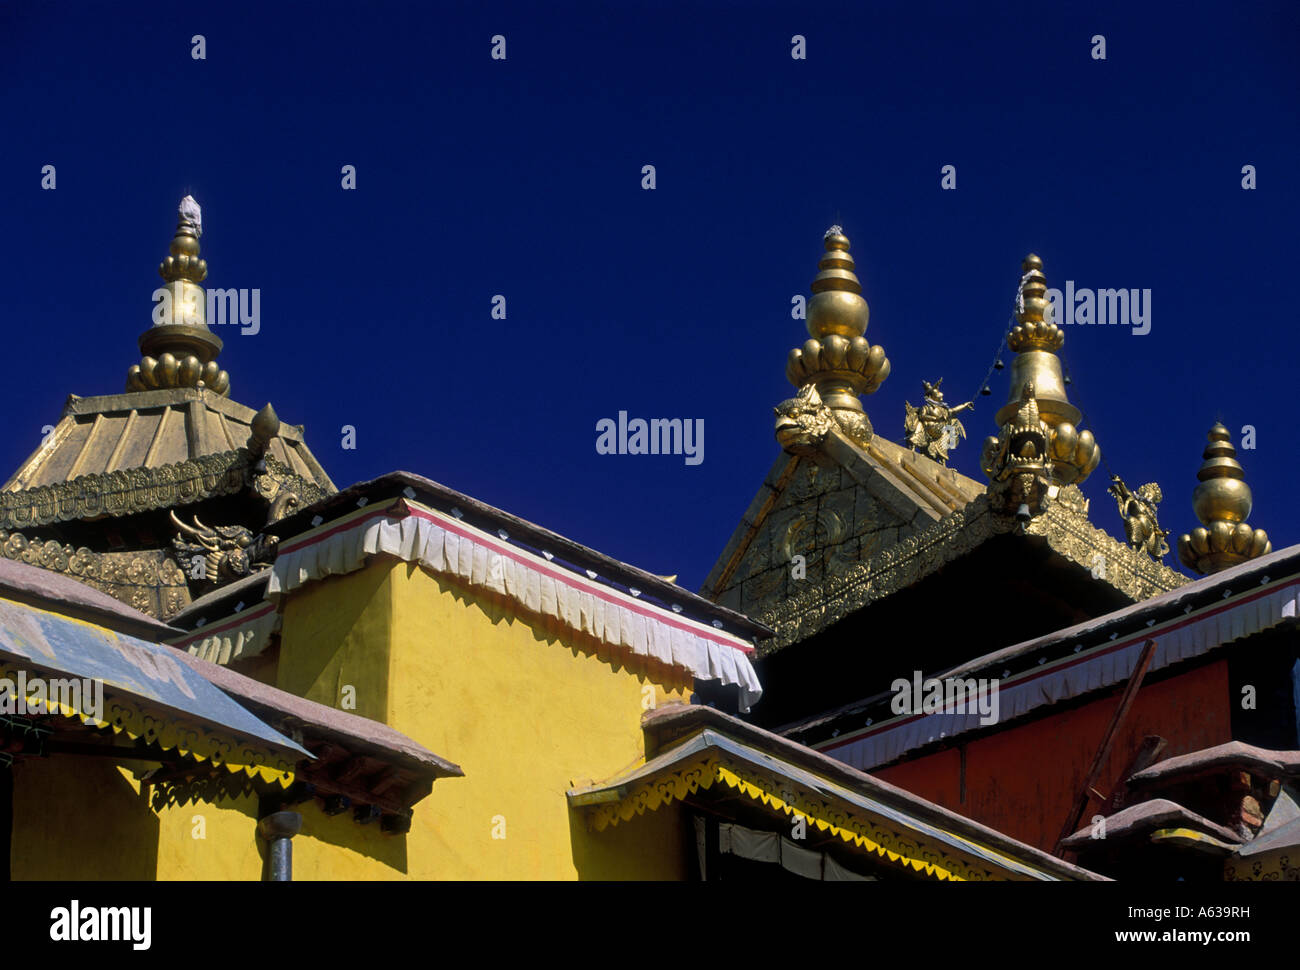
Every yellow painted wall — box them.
[11,554,696,881]
[385,561,689,879]
[289,798,414,879]
[276,565,395,722]
[568,799,691,880]
[274,558,692,879]
[10,756,262,880]
[154,787,263,881]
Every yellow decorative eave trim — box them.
[713,764,962,881]
[0,660,295,788]
[568,787,627,808]
[576,751,983,881]
[1150,827,1239,854]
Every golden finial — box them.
[1177,422,1271,574]
[126,196,230,397]
[247,403,281,459]
[780,227,889,447]
[1007,254,1064,352]
[807,226,868,339]
[997,254,1099,485]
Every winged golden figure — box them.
[904,378,973,465]
[1108,475,1170,559]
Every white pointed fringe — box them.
[268,503,763,711]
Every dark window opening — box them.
[0,760,11,882]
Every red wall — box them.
[873,659,1232,851]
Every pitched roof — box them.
[1061,798,1242,848]
[5,388,332,491]
[0,554,459,813]
[1,388,335,530]
[1127,741,1300,790]
[572,703,1107,881]
[702,422,1185,653]
[701,430,984,616]
[0,588,311,775]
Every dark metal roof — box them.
[167,570,270,628]
[943,541,1300,681]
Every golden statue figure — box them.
[1108,475,1170,560]
[904,379,973,465]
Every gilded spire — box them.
[126,196,230,397]
[997,254,1099,485]
[1008,254,1064,353]
[781,227,889,446]
[1177,422,1271,574]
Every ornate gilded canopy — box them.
[704,236,1186,658]
[0,198,336,619]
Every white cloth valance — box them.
[822,579,1300,771]
[169,602,280,666]
[268,501,763,711]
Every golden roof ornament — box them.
[126,196,230,397]
[778,227,889,448]
[998,254,1099,485]
[774,384,837,456]
[980,380,1054,521]
[248,402,281,459]
[903,378,972,465]
[1177,422,1271,574]
[1108,475,1170,559]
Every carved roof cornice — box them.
[1,450,248,530]
[0,450,329,531]
[1025,500,1188,603]
[756,495,1188,654]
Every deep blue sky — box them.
[3,1,1297,592]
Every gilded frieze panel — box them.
[0,530,190,619]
